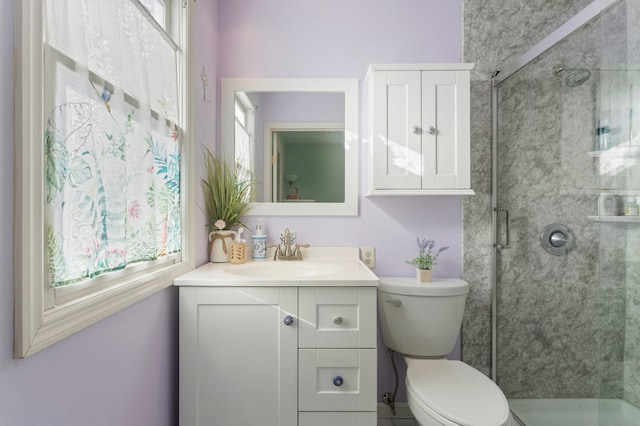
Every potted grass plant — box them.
[201,148,255,262]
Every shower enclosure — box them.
[492,0,640,424]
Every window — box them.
[14,0,195,358]
[234,93,255,186]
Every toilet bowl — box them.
[378,277,513,426]
[406,359,511,426]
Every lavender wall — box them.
[215,0,463,403]
[216,0,463,278]
[0,2,217,425]
[0,2,463,422]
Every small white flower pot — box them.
[417,268,432,283]
[209,230,238,263]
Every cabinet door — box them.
[421,70,471,190]
[179,287,297,426]
[371,70,422,190]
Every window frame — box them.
[13,0,195,358]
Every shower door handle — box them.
[496,206,510,250]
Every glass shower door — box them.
[494,1,640,425]
[493,5,607,425]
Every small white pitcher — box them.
[209,230,238,263]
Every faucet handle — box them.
[294,244,310,260]
[267,244,281,260]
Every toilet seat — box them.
[406,359,510,426]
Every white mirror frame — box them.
[221,78,359,216]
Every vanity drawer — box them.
[298,348,376,412]
[298,287,376,348]
[299,411,376,426]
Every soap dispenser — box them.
[252,219,267,261]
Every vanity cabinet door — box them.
[179,287,298,426]
[298,287,377,349]
[366,64,473,195]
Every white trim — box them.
[13,0,195,358]
[53,253,181,305]
[221,78,359,216]
[367,189,475,196]
[366,63,474,74]
[495,0,619,85]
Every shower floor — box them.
[509,398,640,426]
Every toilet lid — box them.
[406,360,510,426]
[378,277,469,296]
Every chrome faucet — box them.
[268,228,309,260]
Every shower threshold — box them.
[508,398,640,426]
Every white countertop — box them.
[174,247,380,287]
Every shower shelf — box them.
[587,145,640,157]
[588,215,640,223]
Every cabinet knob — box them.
[333,376,344,387]
[411,125,421,135]
[283,315,294,326]
[425,125,436,135]
[332,316,343,325]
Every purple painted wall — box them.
[216,0,463,275]
[0,2,217,425]
[215,0,464,403]
[1,1,463,423]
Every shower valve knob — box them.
[550,231,567,248]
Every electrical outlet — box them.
[360,247,375,268]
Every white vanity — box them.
[175,247,379,426]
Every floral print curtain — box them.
[44,0,181,287]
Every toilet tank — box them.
[378,277,469,358]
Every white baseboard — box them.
[377,402,415,419]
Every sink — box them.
[224,261,342,279]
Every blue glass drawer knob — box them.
[283,315,294,326]
[333,376,344,387]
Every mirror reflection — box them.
[234,91,345,203]
[270,128,345,202]
[221,78,358,216]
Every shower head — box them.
[552,65,591,87]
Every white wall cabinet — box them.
[179,286,377,426]
[366,64,474,195]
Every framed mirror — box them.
[221,78,358,216]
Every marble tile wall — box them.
[463,0,639,403]
[462,0,594,378]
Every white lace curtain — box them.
[44,0,182,287]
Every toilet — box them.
[378,277,513,426]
